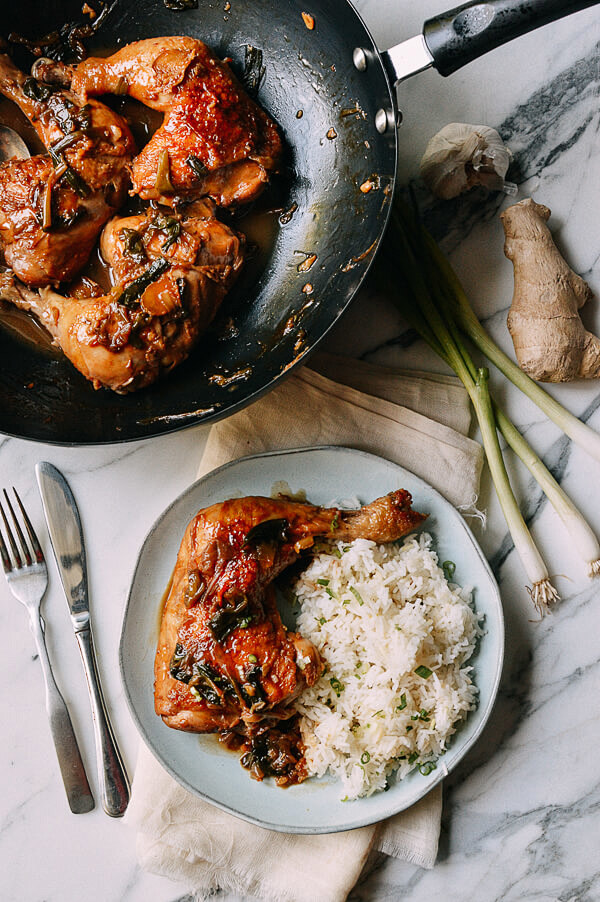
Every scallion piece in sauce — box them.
[116,257,170,308]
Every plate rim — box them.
[119,445,505,833]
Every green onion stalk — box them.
[379,198,600,608]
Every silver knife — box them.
[36,462,130,817]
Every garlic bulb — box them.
[420,123,515,200]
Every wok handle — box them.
[423,0,600,77]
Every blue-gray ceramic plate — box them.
[119,446,504,833]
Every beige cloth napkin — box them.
[126,353,484,902]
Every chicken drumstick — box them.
[0,54,135,286]
[0,198,243,392]
[72,37,282,206]
[155,491,427,739]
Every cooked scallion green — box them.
[48,147,90,197]
[23,77,53,102]
[150,212,181,251]
[414,665,432,679]
[330,677,344,697]
[349,586,364,606]
[442,560,456,580]
[119,228,146,263]
[241,44,266,97]
[116,257,170,308]
[51,130,86,155]
[186,154,208,179]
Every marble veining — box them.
[1,2,600,901]
[414,39,600,256]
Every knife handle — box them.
[75,627,130,817]
[29,611,95,814]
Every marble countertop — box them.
[2,2,600,900]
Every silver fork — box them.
[0,488,95,814]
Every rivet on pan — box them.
[353,47,368,71]
[396,109,404,127]
[375,108,394,134]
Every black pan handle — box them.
[424,0,600,77]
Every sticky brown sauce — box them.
[156,569,175,639]
[229,187,282,283]
[218,716,308,788]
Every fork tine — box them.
[2,489,31,566]
[0,507,11,573]
[0,496,21,569]
[12,488,44,564]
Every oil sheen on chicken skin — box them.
[0,54,135,287]
[72,36,282,206]
[154,492,427,735]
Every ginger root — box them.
[501,198,600,382]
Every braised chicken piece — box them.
[0,198,243,392]
[0,54,135,287]
[72,37,282,206]
[155,492,427,760]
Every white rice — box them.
[294,532,483,799]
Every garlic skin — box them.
[420,123,515,200]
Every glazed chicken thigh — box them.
[72,37,282,206]
[155,491,427,744]
[0,54,135,286]
[0,198,243,392]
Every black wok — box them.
[0,0,597,445]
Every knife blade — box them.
[36,461,130,817]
